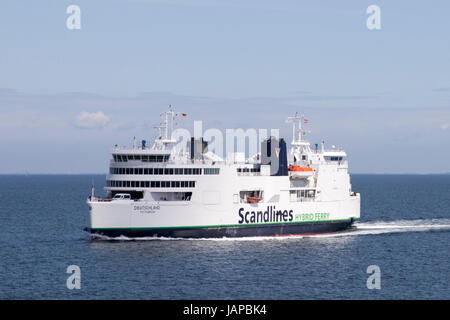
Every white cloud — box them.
[440,123,449,131]
[75,111,110,129]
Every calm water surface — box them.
[0,174,449,299]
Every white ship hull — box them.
[87,194,360,238]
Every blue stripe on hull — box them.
[89,219,355,238]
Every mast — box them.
[153,105,177,150]
[286,113,309,146]
[286,113,311,158]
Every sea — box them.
[0,174,449,299]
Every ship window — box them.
[122,155,127,162]
[142,155,149,162]
[327,156,343,161]
[127,155,133,160]
[138,168,143,175]
[145,181,150,187]
[204,168,220,175]
[113,155,117,162]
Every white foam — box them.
[307,218,450,238]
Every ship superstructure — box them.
[87,108,360,238]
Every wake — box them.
[309,218,450,238]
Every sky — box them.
[0,0,449,174]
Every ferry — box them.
[86,108,360,238]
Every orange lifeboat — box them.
[288,165,313,172]
[247,197,263,203]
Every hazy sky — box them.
[0,0,449,173]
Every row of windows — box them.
[109,167,213,175]
[237,167,261,173]
[326,156,344,161]
[106,180,196,188]
[113,154,170,162]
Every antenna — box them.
[91,179,95,200]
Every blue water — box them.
[0,174,449,299]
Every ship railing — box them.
[318,160,348,166]
[88,196,112,202]
[309,148,346,153]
